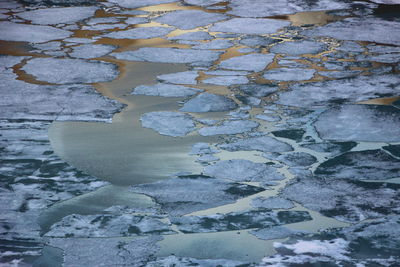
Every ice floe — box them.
[180,93,238,112]
[210,18,290,34]
[133,83,202,97]
[21,58,118,84]
[219,54,275,72]
[199,120,259,136]
[0,21,72,43]
[140,111,196,137]
[156,10,227,30]
[315,105,400,142]
[17,6,97,25]
[130,175,264,216]
[111,47,222,63]
[204,159,284,182]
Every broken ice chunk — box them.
[315,149,400,181]
[111,48,222,63]
[203,75,249,86]
[21,58,118,84]
[0,22,72,43]
[17,6,97,25]
[180,93,238,112]
[250,226,306,240]
[219,136,293,153]
[156,10,227,30]
[251,197,295,210]
[130,175,264,216]
[104,27,174,39]
[270,40,327,55]
[199,120,259,136]
[140,111,196,137]
[315,105,400,142]
[132,83,202,97]
[219,54,275,72]
[210,18,290,34]
[69,44,116,59]
[157,71,198,85]
[204,159,284,182]
[263,68,316,81]
[45,213,175,237]
[168,31,213,41]
[170,209,312,233]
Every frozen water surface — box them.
[228,0,356,17]
[22,58,119,84]
[170,209,312,233]
[111,48,222,63]
[133,83,202,97]
[203,75,249,86]
[157,71,198,85]
[204,159,284,182]
[130,176,264,216]
[104,27,174,39]
[0,21,72,42]
[2,0,400,265]
[277,74,400,108]
[45,213,175,237]
[304,17,400,46]
[219,54,275,72]
[17,6,97,24]
[315,149,400,181]
[263,67,316,81]
[49,236,163,266]
[219,136,293,153]
[180,93,238,112]
[283,177,400,222]
[210,18,290,34]
[156,10,228,30]
[270,40,327,55]
[140,111,196,137]
[315,105,400,142]
[199,120,259,136]
[69,44,116,59]
[108,0,176,8]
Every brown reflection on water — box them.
[357,96,400,105]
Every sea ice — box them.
[315,149,400,181]
[130,175,264,216]
[210,18,290,34]
[270,40,327,55]
[199,120,259,136]
[263,68,316,81]
[314,105,400,142]
[140,111,196,137]
[203,76,249,86]
[21,58,118,84]
[132,83,202,97]
[170,209,312,233]
[219,136,293,153]
[157,71,198,85]
[277,74,400,108]
[104,27,174,39]
[45,213,174,237]
[111,47,222,63]
[69,44,116,59]
[0,21,71,43]
[304,17,400,46]
[180,93,238,112]
[219,54,275,72]
[156,10,227,30]
[204,159,284,182]
[17,6,97,25]
[251,197,295,210]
